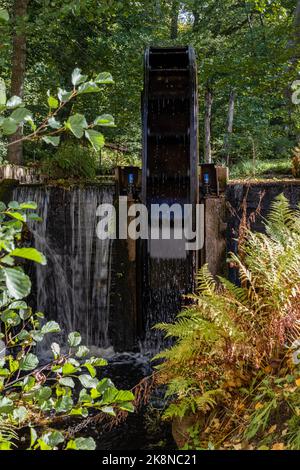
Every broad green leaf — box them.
[47,95,59,109]
[10,108,32,124]
[2,117,18,135]
[10,248,46,265]
[72,437,96,450]
[13,406,28,423]
[90,357,107,367]
[37,386,52,402]
[75,345,89,358]
[68,331,81,347]
[42,431,65,447]
[48,117,61,129]
[42,136,60,147]
[0,8,9,22]
[96,378,114,394]
[57,88,73,102]
[77,82,99,94]
[62,362,77,375]
[55,396,73,413]
[3,267,31,299]
[20,353,39,371]
[30,330,44,342]
[83,362,96,378]
[85,129,105,151]
[1,310,21,326]
[0,397,13,413]
[101,406,116,416]
[66,113,88,138]
[94,72,114,84]
[19,202,37,209]
[59,377,75,388]
[9,300,28,310]
[119,402,134,412]
[69,407,88,417]
[94,114,115,127]
[6,96,22,109]
[78,374,98,389]
[114,390,135,402]
[41,321,60,334]
[71,68,88,86]
[8,201,19,209]
[4,210,25,222]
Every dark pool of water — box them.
[84,354,175,450]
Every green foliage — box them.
[0,67,114,152]
[155,194,300,450]
[41,140,98,179]
[0,200,134,450]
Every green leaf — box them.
[48,117,61,129]
[55,396,73,413]
[78,374,98,389]
[66,114,88,138]
[94,114,115,127]
[37,386,52,402]
[94,72,114,84]
[68,331,81,347]
[83,362,96,378]
[96,378,114,394]
[41,321,60,334]
[30,427,38,448]
[62,362,77,375]
[85,129,105,151]
[3,267,31,299]
[1,310,21,326]
[0,78,6,107]
[89,357,108,367]
[10,248,46,265]
[47,95,59,109]
[77,82,100,94]
[0,8,9,22]
[8,201,20,209]
[59,377,75,388]
[42,431,65,447]
[10,108,32,124]
[4,210,25,222]
[57,88,73,102]
[13,406,28,423]
[69,407,88,417]
[71,68,88,86]
[101,406,116,416]
[72,437,96,450]
[2,117,18,135]
[0,397,13,413]
[75,345,89,358]
[19,201,37,210]
[19,353,39,371]
[119,402,134,412]
[6,96,22,109]
[42,136,60,147]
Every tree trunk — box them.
[7,0,29,165]
[170,0,179,40]
[204,86,213,163]
[224,90,236,166]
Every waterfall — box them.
[13,185,114,351]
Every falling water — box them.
[13,185,114,350]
